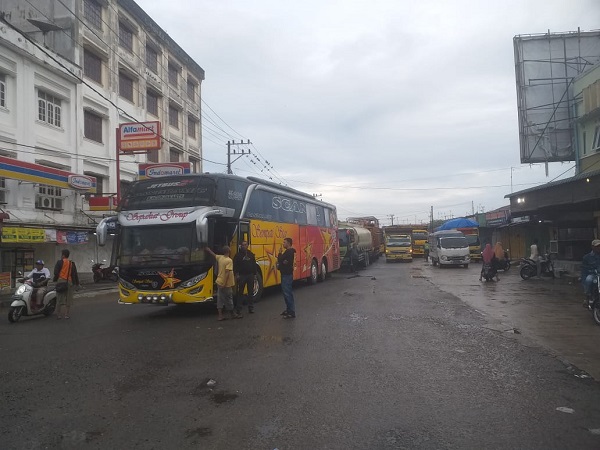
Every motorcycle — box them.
[481,262,497,282]
[519,253,555,280]
[8,275,57,323]
[92,260,118,283]
[586,268,600,325]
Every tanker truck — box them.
[338,222,375,269]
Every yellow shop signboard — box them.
[1,227,46,243]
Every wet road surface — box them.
[2,259,600,449]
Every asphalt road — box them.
[2,259,600,449]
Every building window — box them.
[36,184,63,210]
[84,110,103,143]
[119,71,134,102]
[187,79,196,99]
[169,148,181,162]
[168,62,179,87]
[0,177,6,204]
[147,149,159,163]
[0,74,5,108]
[85,173,103,195]
[119,22,133,52]
[187,115,197,139]
[37,91,61,128]
[146,45,158,73]
[593,125,600,152]
[189,158,199,173]
[147,90,159,116]
[84,49,102,84]
[169,104,179,128]
[84,0,102,30]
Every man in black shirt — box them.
[277,237,296,318]
[233,240,257,314]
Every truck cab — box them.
[385,234,413,262]
[429,230,470,268]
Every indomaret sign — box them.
[117,121,161,152]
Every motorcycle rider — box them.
[25,260,51,309]
[480,243,499,282]
[581,239,600,308]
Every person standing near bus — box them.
[277,237,296,319]
[205,246,241,321]
[53,249,80,319]
[233,240,257,314]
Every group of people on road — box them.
[206,238,297,321]
[479,241,507,282]
[25,249,80,319]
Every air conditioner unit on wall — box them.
[35,195,62,210]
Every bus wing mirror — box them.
[96,216,117,246]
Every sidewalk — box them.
[0,273,118,308]
[418,260,600,380]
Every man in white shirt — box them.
[530,239,541,278]
[26,260,51,308]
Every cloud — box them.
[138,0,595,222]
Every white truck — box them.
[428,230,470,268]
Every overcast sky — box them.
[138,0,598,225]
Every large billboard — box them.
[514,30,600,163]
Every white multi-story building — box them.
[0,0,204,285]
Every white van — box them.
[428,230,470,268]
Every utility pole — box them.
[388,214,395,225]
[430,205,434,232]
[472,201,475,216]
[227,140,251,174]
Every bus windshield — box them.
[120,177,216,210]
[119,224,207,267]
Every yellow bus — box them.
[96,174,341,306]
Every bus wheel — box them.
[252,271,264,302]
[318,258,328,282]
[308,259,318,285]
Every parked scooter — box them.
[519,253,555,280]
[92,260,118,283]
[586,268,600,325]
[8,274,57,323]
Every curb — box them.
[0,284,119,308]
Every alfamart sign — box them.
[118,121,162,152]
[138,162,191,180]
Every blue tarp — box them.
[435,217,479,231]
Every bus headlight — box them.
[180,272,208,288]
[120,279,136,290]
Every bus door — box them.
[238,221,250,249]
